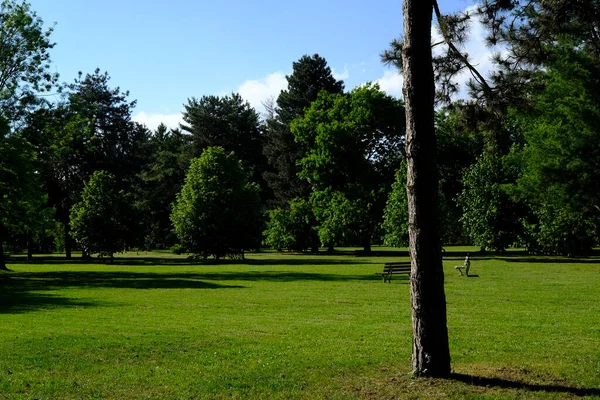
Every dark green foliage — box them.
[181,93,266,192]
[263,198,315,251]
[292,84,405,250]
[67,69,151,189]
[458,154,524,251]
[22,106,94,257]
[310,189,371,249]
[169,243,186,255]
[263,54,345,207]
[276,54,345,125]
[171,147,262,260]
[0,118,50,268]
[70,171,132,260]
[137,124,189,249]
[435,108,485,243]
[0,0,59,266]
[66,70,153,250]
[511,44,600,255]
[382,162,409,247]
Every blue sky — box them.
[29,0,487,130]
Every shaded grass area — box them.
[0,248,599,399]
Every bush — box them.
[170,244,187,255]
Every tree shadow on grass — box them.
[6,255,382,267]
[496,257,600,264]
[450,373,600,397]
[0,268,384,314]
[0,271,244,314]
[0,289,102,315]
[7,269,379,286]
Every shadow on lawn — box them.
[0,268,382,314]
[8,269,378,285]
[0,271,244,314]
[496,257,600,264]
[451,373,600,397]
[7,255,381,267]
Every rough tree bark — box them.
[402,0,451,377]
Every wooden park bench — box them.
[377,261,411,283]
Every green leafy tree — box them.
[382,162,409,247]
[137,124,189,250]
[67,69,151,188]
[309,190,371,250]
[181,93,266,193]
[0,0,57,122]
[22,106,94,258]
[66,70,153,251]
[512,44,600,255]
[263,54,345,207]
[171,147,262,261]
[0,118,47,269]
[458,154,524,251]
[263,198,315,251]
[0,0,59,267]
[70,171,132,261]
[292,83,405,252]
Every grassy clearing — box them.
[0,248,599,399]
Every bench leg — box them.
[455,266,463,276]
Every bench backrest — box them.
[383,263,411,273]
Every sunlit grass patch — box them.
[0,248,598,398]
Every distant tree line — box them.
[2,0,600,268]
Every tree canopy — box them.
[171,147,262,261]
[263,54,345,207]
[70,170,132,260]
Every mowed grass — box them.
[0,248,599,399]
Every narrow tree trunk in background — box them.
[362,235,372,254]
[402,0,451,377]
[0,222,8,271]
[310,226,320,253]
[64,220,72,259]
[27,232,33,261]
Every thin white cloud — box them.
[237,72,288,114]
[132,111,183,132]
[332,66,350,81]
[376,70,404,98]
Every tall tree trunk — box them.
[402,0,451,377]
[0,222,9,271]
[362,234,372,254]
[27,231,33,261]
[63,220,72,259]
[310,222,320,253]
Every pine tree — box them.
[263,54,344,207]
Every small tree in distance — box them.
[171,147,262,261]
[70,170,132,261]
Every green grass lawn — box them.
[0,247,599,399]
